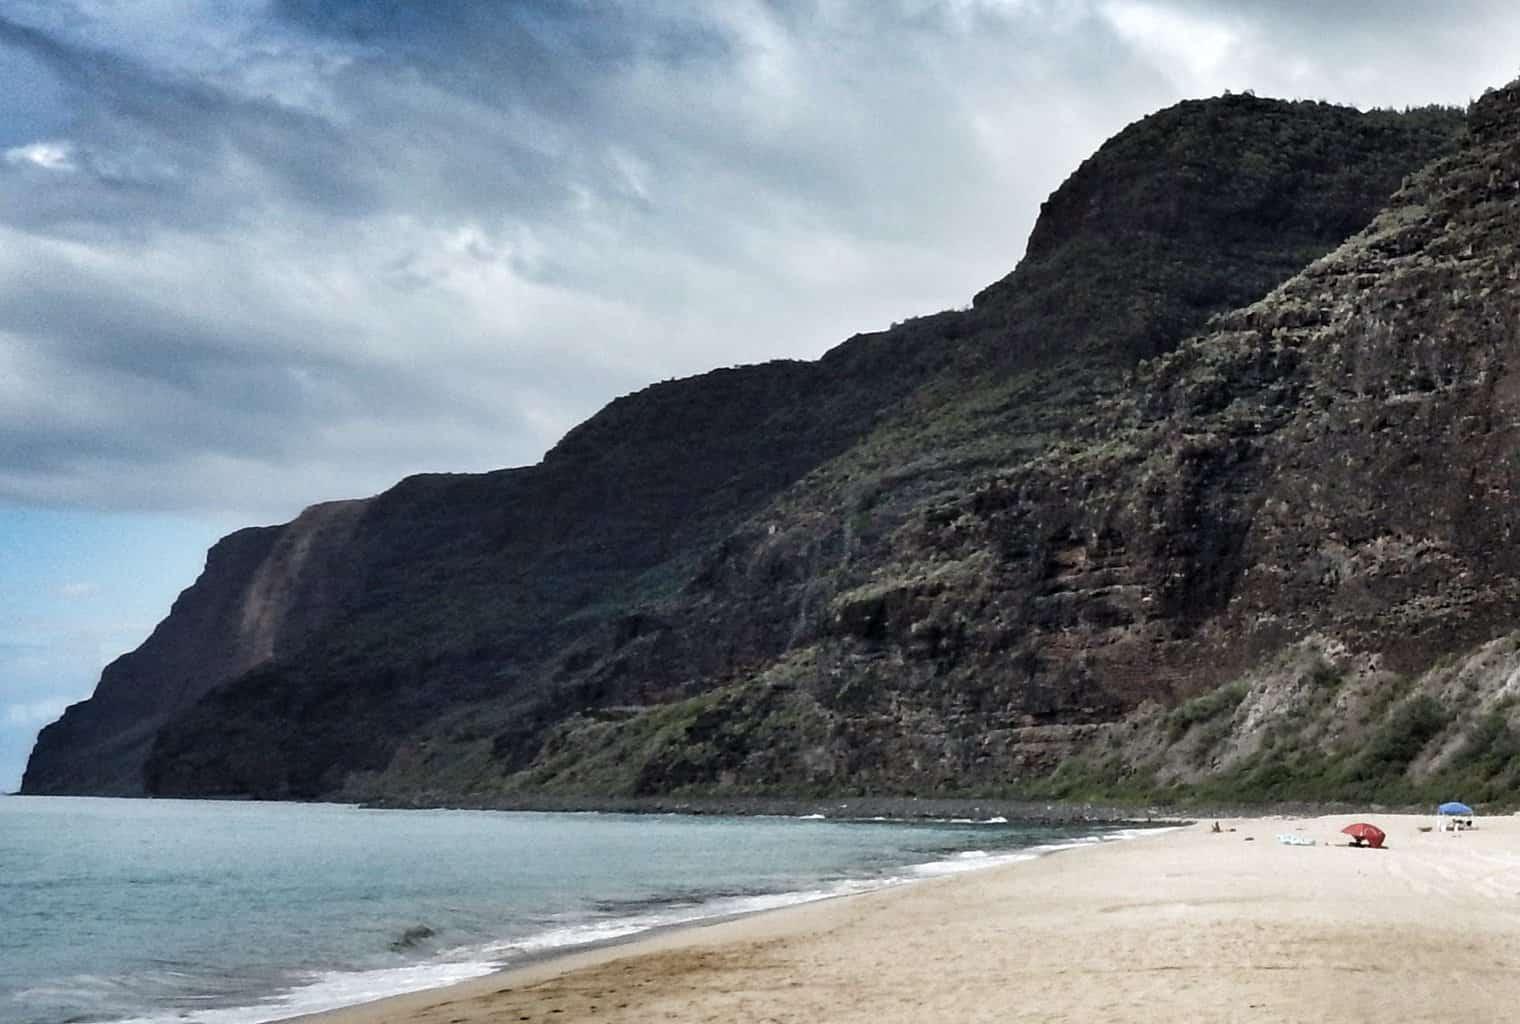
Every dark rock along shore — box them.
[25,82,1520,808]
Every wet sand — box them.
[292,813,1520,1023]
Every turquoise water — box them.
[1,797,1135,1024]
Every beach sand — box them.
[292,813,1520,1023]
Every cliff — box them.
[21,500,367,794]
[25,88,1504,805]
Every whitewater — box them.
[0,797,1146,1024]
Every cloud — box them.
[4,140,75,171]
[55,581,98,599]
[1101,0,1520,106]
[1,0,1517,795]
[5,697,72,727]
[0,2,1514,524]
[1100,2,1241,83]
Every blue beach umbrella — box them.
[1438,801,1475,816]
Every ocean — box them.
[1,797,1142,1024]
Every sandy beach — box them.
[293,813,1520,1024]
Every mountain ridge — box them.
[25,88,1504,805]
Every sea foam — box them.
[7,799,1162,1024]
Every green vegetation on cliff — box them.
[35,84,1520,809]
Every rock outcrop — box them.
[26,89,1507,805]
[21,500,368,794]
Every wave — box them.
[908,848,1039,877]
[109,824,1172,1024]
[114,961,498,1024]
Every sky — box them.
[1,1,1518,793]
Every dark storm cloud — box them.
[274,0,735,92]
[0,1,1512,521]
[0,14,377,232]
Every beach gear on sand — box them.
[1276,833,1315,846]
[1340,823,1386,849]
[1436,802,1475,833]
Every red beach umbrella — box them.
[1341,823,1386,849]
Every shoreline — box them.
[286,812,1520,1024]
[279,822,1170,1024]
[8,798,1156,1024]
[1,791,1188,825]
[355,793,1191,824]
[13,787,1453,825]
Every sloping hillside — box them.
[23,90,1483,803]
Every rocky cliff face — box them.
[21,500,369,794]
[24,89,1498,804]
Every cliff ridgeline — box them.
[25,84,1520,808]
